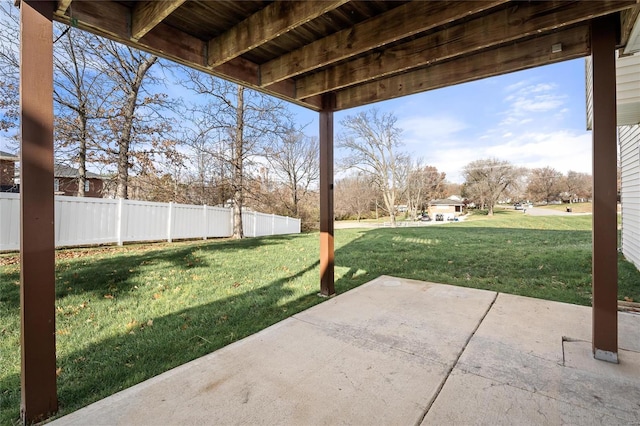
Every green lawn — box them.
[1,211,639,424]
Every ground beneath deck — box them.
[50,276,640,425]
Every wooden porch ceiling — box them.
[53,1,639,111]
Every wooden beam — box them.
[207,0,348,68]
[591,15,619,363]
[621,4,640,49]
[319,93,335,297]
[131,0,186,41]
[297,1,636,99]
[332,25,590,111]
[52,1,321,110]
[260,0,509,87]
[20,1,58,423]
[56,0,71,14]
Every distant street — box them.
[524,207,590,216]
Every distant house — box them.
[0,150,19,192]
[53,164,106,197]
[428,198,465,219]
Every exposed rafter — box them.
[56,0,71,15]
[54,1,321,110]
[50,0,638,111]
[331,24,590,111]
[207,0,349,68]
[259,0,509,87]
[296,1,635,99]
[131,0,186,41]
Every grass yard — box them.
[1,210,639,424]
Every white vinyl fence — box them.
[0,193,300,251]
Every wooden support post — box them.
[19,0,58,422]
[591,15,618,363]
[319,93,335,297]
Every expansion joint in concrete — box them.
[414,291,499,426]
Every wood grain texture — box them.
[260,0,509,86]
[296,1,635,98]
[207,0,348,67]
[53,1,320,110]
[131,0,186,41]
[56,0,72,14]
[333,25,590,111]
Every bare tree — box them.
[91,40,175,200]
[526,166,564,203]
[181,71,292,238]
[53,28,112,196]
[265,129,319,217]
[405,161,446,218]
[335,172,376,221]
[462,158,520,216]
[0,3,19,137]
[338,109,407,226]
[564,170,592,202]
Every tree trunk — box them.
[77,111,87,196]
[232,85,244,239]
[115,56,157,199]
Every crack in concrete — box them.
[414,291,499,426]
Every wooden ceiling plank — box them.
[260,0,509,87]
[297,0,636,99]
[56,0,72,15]
[131,0,186,41]
[621,4,640,47]
[332,25,590,111]
[207,0,349,68]
[53,1,321,111]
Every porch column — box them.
[20,0,58,422]
[319,93,335,296]
[590,15,618,363]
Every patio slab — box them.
[48,276,640,425]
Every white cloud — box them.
[410,130,592,183]
[499,81,568,127]
[398,115,467,145]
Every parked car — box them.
[514,203,523,210]
[420,214,431,222]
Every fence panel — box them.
[171,203,206,240]
[254,212,275,237]
[55,196,119,247]
[0,193,20,251]
[206,206,232,238]
[0,194,299,251]
[121,199,170,243]
[241,211,255,237]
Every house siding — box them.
[586,52,640,129]
[620,124,640,270]
[55,177,104,198]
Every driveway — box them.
[524,207,590,216]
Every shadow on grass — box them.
[3,225,639,423]
[0,235,297,308]
[1,250,321,423]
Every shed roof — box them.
[0,150,19,161]
[53,164,105,179]
[430,199,465,207]
[51,1,640,112]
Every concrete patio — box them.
[49,276,640,425]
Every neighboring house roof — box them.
[430,199,465,206]
[0,150,19,161]
[54,164,105,179]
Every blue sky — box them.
[291,58,592,183]
[1,32,592,185]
